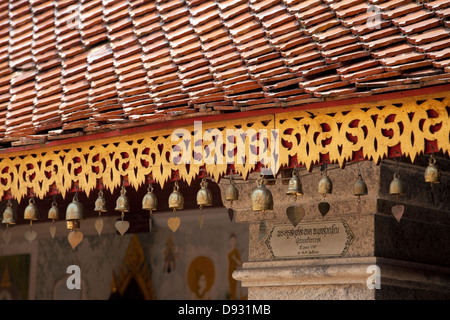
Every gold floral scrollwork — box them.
[0,92,448,201]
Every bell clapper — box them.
[258,219,268,242]
[24,197,39,243]
[317,168,332,218]
[389,170,405,222]
[198,204,204,230]
[356,195,362,216]
[3,224,11,245]
[285,167,306,227]
[196,177,212,229]
[48,195,59,239]
[49,219,56,239]
[142,183,158,232]
[353,166,368,217]
[226,175,239,222]
[5,224,10,243]
[149,209,153,232]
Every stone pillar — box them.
[218,157,450,300]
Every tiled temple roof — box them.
[1,0,450,147]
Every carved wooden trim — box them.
[0,91,448,201]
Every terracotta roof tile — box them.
[428,47,450,60]
[425,0,450,10]
[392,9,434,28]
[407,27,449,45]
[295,3,328,20]
[373,44,413,63]
[399,17,442,35]
[436,6,450,18]
[382,2,422,19]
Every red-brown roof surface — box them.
[1,0,450,147]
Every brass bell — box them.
[2,200,16,225]
[66,193,85,222]
[424,155,440,184]
[48,200,59,221]
[353,174,368,196]
[197,178,212,209]
[286,169,303,196]
[115,186,130,213]
[251,176,273,212]
[168,182,184,210]
[142,185,158,211]
[389,173,405,196]
[24,198,39,221]
[318,174,333,196]
[95,190,108,213]
[225,180,239,202]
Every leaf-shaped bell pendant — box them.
[2,200,16,225]
[168,182,184,211]
[197,178,212,209]
[424,155,440,185]
[251,176,273,212]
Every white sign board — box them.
[265,220,354,259]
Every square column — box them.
[219,157,450,299]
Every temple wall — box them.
[0,208,248,300]
[228,158,450,300]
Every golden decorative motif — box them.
[0,92,448,201]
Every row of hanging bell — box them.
[389,155,441,197]
[2,155,442,241]
[65,192,86,249]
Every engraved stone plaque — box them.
[265,220,354,259]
